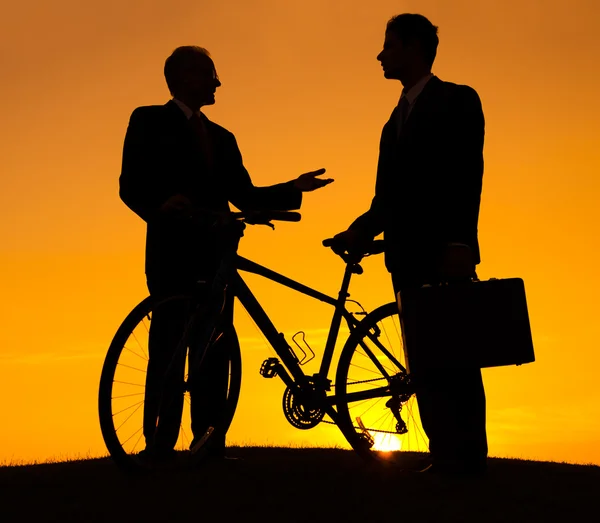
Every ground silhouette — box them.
[1,447,598,522]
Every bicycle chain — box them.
[320,376,412,435]
[343,376,388,387]
[318,418,403,435]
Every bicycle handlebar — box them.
[187,208,301,229]
[235,210,301,225]
[322,237,385,263]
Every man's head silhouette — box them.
[377,14,439,89]
[164,46,221,111]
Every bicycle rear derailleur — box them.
[386,373,414,435]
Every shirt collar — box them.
[401,73,435,105]
[172,98,202,120]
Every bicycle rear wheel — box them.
[335,302,428,467]
[98,294,241,472]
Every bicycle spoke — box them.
[363,325,405,371]
[346,396,377,411]
[116,362,147,374]
[131,430,145,453]
[112,392,145,400]
[113,399,144,417]
[115,401,144,432]
[123,344,149,363]
[354,345,398,376]
[354,346,397,373]
[113,380,145,388]
[120,426,144,447]
[380,317,399,365]
[131,329,149,362]
[355,338,393,379]
[349,360,388,376]
[352,395,384,420]
[179,420,190,450]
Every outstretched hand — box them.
[293,168,334,192]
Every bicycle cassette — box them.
[282,386,325,429]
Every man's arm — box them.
[224,132,330,212]
[349,195,386,239]
[119,108,183,222]
[438,85,485,276]
[442,86,484,244]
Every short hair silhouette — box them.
[164,46,211,96]
[387,14,439,68]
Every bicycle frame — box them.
[230,254,362,417]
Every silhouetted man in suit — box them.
[329,14,487,474]
[120,46,332,461]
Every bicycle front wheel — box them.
[98,295,241,472]
[335,302,428,467]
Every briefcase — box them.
[397,278,535,370]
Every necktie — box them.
[189,113,213,169]
[395,95,410,138]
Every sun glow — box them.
[372,433,403,452]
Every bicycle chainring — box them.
[282,386,325,429]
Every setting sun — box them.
[372,433,403,453]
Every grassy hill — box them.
[1,448,598,523]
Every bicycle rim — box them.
[335,302,428,467]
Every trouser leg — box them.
[144,297,189,452]
[393,274,487,466]
[189,291,236,453]
[414,367,487,464]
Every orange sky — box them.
[1,0,600,465]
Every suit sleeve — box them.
[441,86,484,246]
[224,133,302,212]
[348,193,386,239]
[119,108,172,223]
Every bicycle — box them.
[98,210,428,472]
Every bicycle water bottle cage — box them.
[292,331,316,365]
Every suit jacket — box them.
[350,76,484,280]
[119,100,302,281]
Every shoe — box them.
[414,455,433,470]
[137,447,177,466]
[188,450,242,467]
[207,453,242,462]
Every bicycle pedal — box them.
[260,357,280,378]
[356,417,375,448]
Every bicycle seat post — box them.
[338,261,357,302]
